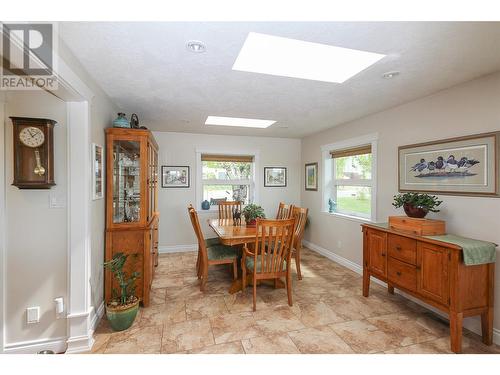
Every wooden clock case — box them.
[10,116,56,189]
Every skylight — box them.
[232,32,385,83]
[205,116,276,128]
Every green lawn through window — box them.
[336,196,371,215]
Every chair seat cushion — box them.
[205,237,221,247]
[245,256,287,272]
[207,244,239,261]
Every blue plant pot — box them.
[201,200,210,210]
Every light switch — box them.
[49,192,66,208]
[26,306,40,324]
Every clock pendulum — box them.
[34,149,46,176]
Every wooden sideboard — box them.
[361,223,495,353]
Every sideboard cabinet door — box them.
[416,242,449,306]
[367,229,388,278]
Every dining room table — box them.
[208,218,286,293]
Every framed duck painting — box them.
[398,132,500,197]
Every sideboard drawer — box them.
[388,257,417,292]
[388,234,417,265]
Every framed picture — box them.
[398,132,500,197]
[305,162,318,191]
[264,167,287,187]
[162,166,190,188]
[92,143,104,200]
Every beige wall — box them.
[301,71,500,335]
[4,91,68,344]
[88,94,118,310]
[153,131,301,248]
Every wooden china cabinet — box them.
[105,128,159,307]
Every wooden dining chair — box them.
[276,202,294,219]
[291,206,309,280]
[188,205,239,291]
[218,201,242,220]
[242,217,297,311]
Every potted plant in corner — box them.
[392,192,443,218]
[103,252,140,331]
[242,203,266,227]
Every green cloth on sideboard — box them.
[424,234,497,266]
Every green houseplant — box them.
[103,252,140,331]
[392,192,443,218]
[242,203,266,227]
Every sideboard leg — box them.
[363,269,370,297]
[388,285,395,295]
[481,307,494,345]
[450,311,463,353]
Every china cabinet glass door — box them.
[112,140,141,223]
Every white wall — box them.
[154,131,301,248]
[3,91,68,345]
[301,71,500,337]
[1,41,118,352]
[57,41,119,313]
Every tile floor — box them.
[90,248,500,354]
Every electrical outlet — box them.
[26,306,40,324]
[337,240,342,249]
[54,297,64,316]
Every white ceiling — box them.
[60,22,500,138]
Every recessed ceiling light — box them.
[232,32,385,84]
[205,116,276,129]
[186,40,206,53]
[382,71,400,79]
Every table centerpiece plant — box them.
[242,203,266,227]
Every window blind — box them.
[330,145,371,159]
[201,154,254,163]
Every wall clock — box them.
[10,117,57,189]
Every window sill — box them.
[196,209,218,214]
[320,210,373,223]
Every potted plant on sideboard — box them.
[392,192,443,218]
[242,203,266,227]
[103,252,140,331]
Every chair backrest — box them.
[218,201,242,220]
[251,218,296,274]
[291,206,309,250]
[276,202,294,219]
[188,205,207,263]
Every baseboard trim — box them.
[302,240,500,345]
[65,334,94,354]
[158,244,198,254]
[3,336,67,354]
[90,301,105,331]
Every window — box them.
[201,154,254,206]
[323,138,376,221]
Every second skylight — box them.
[205,116,276,128]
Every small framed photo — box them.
[92,143,104,200]
[162,166,190,188]
[305,162,318,191]
[264,167,287,187]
